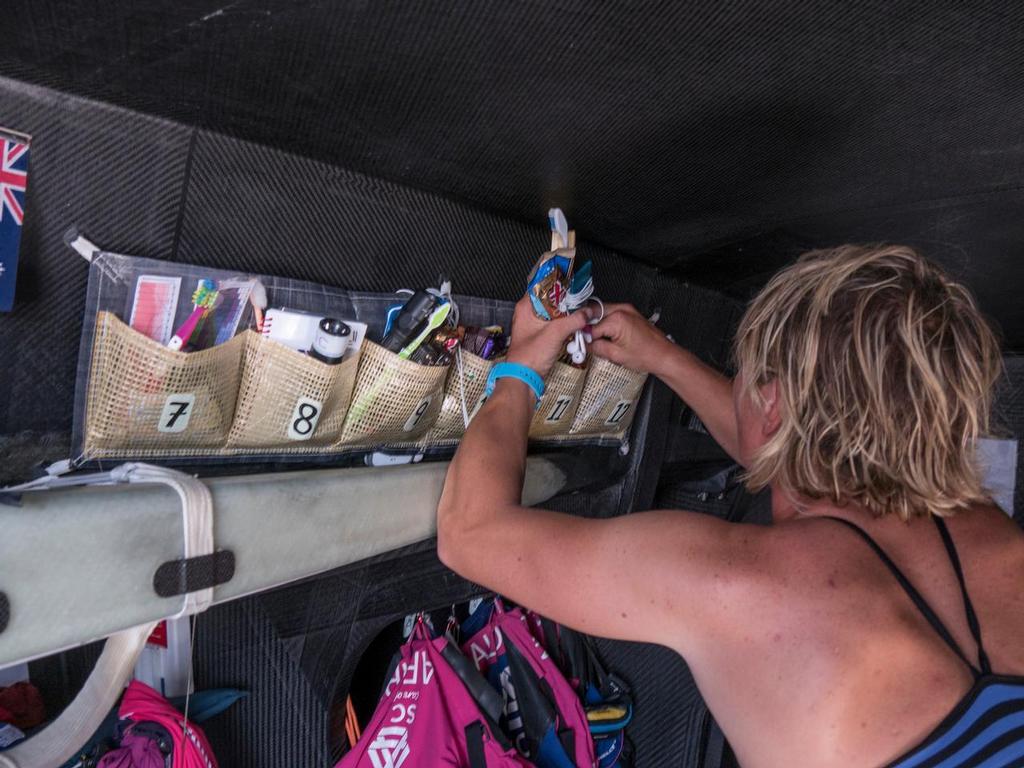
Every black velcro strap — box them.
[542,618,562,668]
[442,641,503,723]
[465,722,487,768]
[559,727,576,761]
[153,550,235,598]
[0,591,8,635]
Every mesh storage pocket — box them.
[569,357,648,438]
[83,311,245,457]
[529,361,587,438]
[424,350,495,443]
[338,341,450,447]
[225,333,360,451]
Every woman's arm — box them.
[437,298,765,654]
[589,304,742,465]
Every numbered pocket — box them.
[337,341,450,447]
[424,350,496,443]
[569,356,648,438]
[225,333,360,451]
[83,311,245,457]
[529,361,587,439]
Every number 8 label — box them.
[288,397,323,440]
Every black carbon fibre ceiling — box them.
[1,1,1022,346]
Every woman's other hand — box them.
[505,294,590,378]
[590,303,676,374]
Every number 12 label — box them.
[605,399,633,425]
[158,393,196,433]
[288,397,323,440]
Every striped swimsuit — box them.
[829,516,1024,768]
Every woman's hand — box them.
[590,303,677,375]
[505,295,591,378]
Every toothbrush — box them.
[167,279,219,351]
[398,301,452,360]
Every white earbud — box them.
[566,330,587,365]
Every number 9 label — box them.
[288,397,323,440]
[403,395,434,432]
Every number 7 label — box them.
[158,393,196,433]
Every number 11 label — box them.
[544,394,574,423]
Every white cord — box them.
[557,275,593,316]
[456,346,471,428]
[119,464,215,618]
[182,613,199,741]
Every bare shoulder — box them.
[591,509,791,653]
[690,517,905,647]
[945,504,1024,669]
[943,505,1024,611]
[945,502,1024,550]
[646,514,861,654]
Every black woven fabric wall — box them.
[683,197,1024,355]
[2,0,1021,250]
[177,130,654,304]
[193,594,337,767]
[2,2,1021,348]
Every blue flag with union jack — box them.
[0,130,30,312]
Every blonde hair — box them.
[734,245,1002,519]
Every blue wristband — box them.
[485,362,545,405]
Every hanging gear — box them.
[525,613,634,768]
[337,617,529,768]
[461,600,596,768]
[83,681,219,768]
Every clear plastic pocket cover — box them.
[72,251,647,464]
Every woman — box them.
[437,245,1024,767]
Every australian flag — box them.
[0,129,30,312]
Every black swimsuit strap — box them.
[824,516,982,676]
[933,516,992,675]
